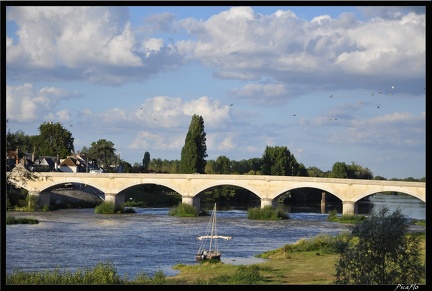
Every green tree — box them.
[329,162,348,178]
[88,139,116,171]
[347,162,373,179]
[214,155,232,174]
[32,122,74,158]
[142,151,150,171]
[6,129,33,154]
[307,166,324,177]
[260,146,298,176]
[334,206,424,284]
[179,114,208,174]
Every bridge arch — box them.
[351,186,425,203]
[115,182,183,197]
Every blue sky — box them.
[4,5,426,179]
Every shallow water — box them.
[6,193,425,279]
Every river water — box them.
[5,193,425,279]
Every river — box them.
[5,193,425,279]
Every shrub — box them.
[94,201,134,214]
[247,206,288,220]
[168,203,202,217]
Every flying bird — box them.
[329,95,333,98]
[229,104,233,106]
[391,85,395,89]
[377,105,381,109]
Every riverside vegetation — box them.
[6,207,425,285]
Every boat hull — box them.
[196,251,221,261]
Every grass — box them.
[6,215,39,225]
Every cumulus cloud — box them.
[6,83,83,123]
[6,6,183,84]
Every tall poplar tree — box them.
[179,114,208,173]
[142,151,150,171]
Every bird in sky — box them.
[329,94,333,98]
[377,104,381,109]
[229,104,233,106]
[392,85,395,89]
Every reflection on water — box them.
[6,193,425,279]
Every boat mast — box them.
[209,203,217,253]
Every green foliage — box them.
[33,122,75,158]
[142,151,150,171]
[258,232,353,258]
[247,205,288,220]
[88,139,116,171]
[168,203,202,217]
[327,209,366,223]
[334,206,424,284]
[94,201,131,214]
[214,155,232,174]
[6,215,39,225]
[261,145,298,176]
[329,162,348,178]
[6,261,124,284]
[201,265,264,285]
[179,114,208,174]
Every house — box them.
[33,157,56,172]
[6,149,19,171]
[58,157,79,173]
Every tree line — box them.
[6,117,425,182]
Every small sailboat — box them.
[195,203,232,261]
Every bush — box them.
[168,203,202,217]
[327,209,366,223]
[94,201,135,214]
[247,206,288,220]
[334,206,424,284]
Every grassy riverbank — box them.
[168,231,426,285]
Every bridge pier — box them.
[182,196,201,210]
[342,201,358,215]
[105,193,125,207]
[321,192,326,213]
[261,198,276,208]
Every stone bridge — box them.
[9,171,425,215]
